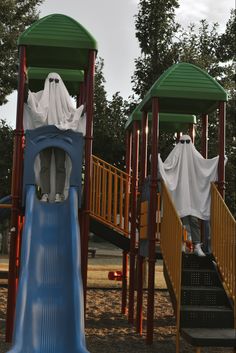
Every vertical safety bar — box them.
[6,45,26,342]
[136,111,148,334]
[128,121,139,323]
[146,97,159,344]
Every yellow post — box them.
[107,167,112,222]
[114,172,118,226]
[119,178,124,227]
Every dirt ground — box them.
[0,240,234,353]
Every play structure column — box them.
[218,101,226,199]
[128,121,139,324]
[136,111,148,335]
[81,50,96,305]
[6,45,26,342]
[201,113,208,158]
[121,130,132,315]
[146,97,159,344]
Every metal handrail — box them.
[160,181,184,353]
[90,155,131,236]
[211,182,236,327]
[0,204,12,209]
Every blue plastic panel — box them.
[23,125,84,205]
[8,186,89,353]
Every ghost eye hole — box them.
[49,78,59,83]
[180,140,191,144]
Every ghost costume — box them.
[23,72,86,201]
[158,135,219,221]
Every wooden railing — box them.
[90,155,131,236]
[211,183,236,327]
[160,181,184,353]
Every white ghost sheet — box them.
[158,135,220,220]
[23,72,86,134]
[23,72,86,201]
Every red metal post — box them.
[6,46,26,342]
[201,114,208,158]
[218,101,226,198]
[136,112,148,334]
[128,121,139,324]
[81,50,96,306]
[78,81,86,107]
[176,131,181,142]
[146,97,159,344]
[189,123,195,144]
[122,130,132,315]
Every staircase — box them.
[180,253,236,348]
[90,217,130,251]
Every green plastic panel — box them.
[138,63,227,115]
[125,108,196,131]
[27,67,84,95]
[18,14,97,69]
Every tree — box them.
[0,0,43,105]
[0,119,13,198]
[106,92,127,169]
[93,57,128,169]
[132,0,180,97]
[218,9,236,62]
[93,57,110,160]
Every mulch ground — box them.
[0,287,233,353]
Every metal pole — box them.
[146,97,159,344]
[122,130,132,315]
[189,123,195,144]
[128,121,139,324]
[201,114,208,158]
[136,112,148,334]
[6,45,26,342]
[81,50,96,307]
[218,101,226,199]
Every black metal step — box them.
[181,328,236,347]
[181,286,229,307]
[182,268,221,287]
[182,253,215,270]
[180,305,234,328]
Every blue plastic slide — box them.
[8,185,89,353]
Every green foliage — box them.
[0,0,43,105]
[0,119,13,198]
[93,58,127,169]
[132,0,180,97]
[218,9,236,61]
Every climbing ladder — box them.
[161,181,236,352]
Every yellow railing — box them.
[211,183,236,327]
[160,181,184,353]
[90,155,131,236]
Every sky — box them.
[0,0,234,127]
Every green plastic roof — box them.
[27,67,84,95]
[125,106,196,132]
[18,14,97,70]
[138,63,227,115]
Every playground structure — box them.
[0,13,235,353]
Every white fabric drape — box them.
[23,72,86,134]
[158,135,220,220]
[23,72,85,201]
